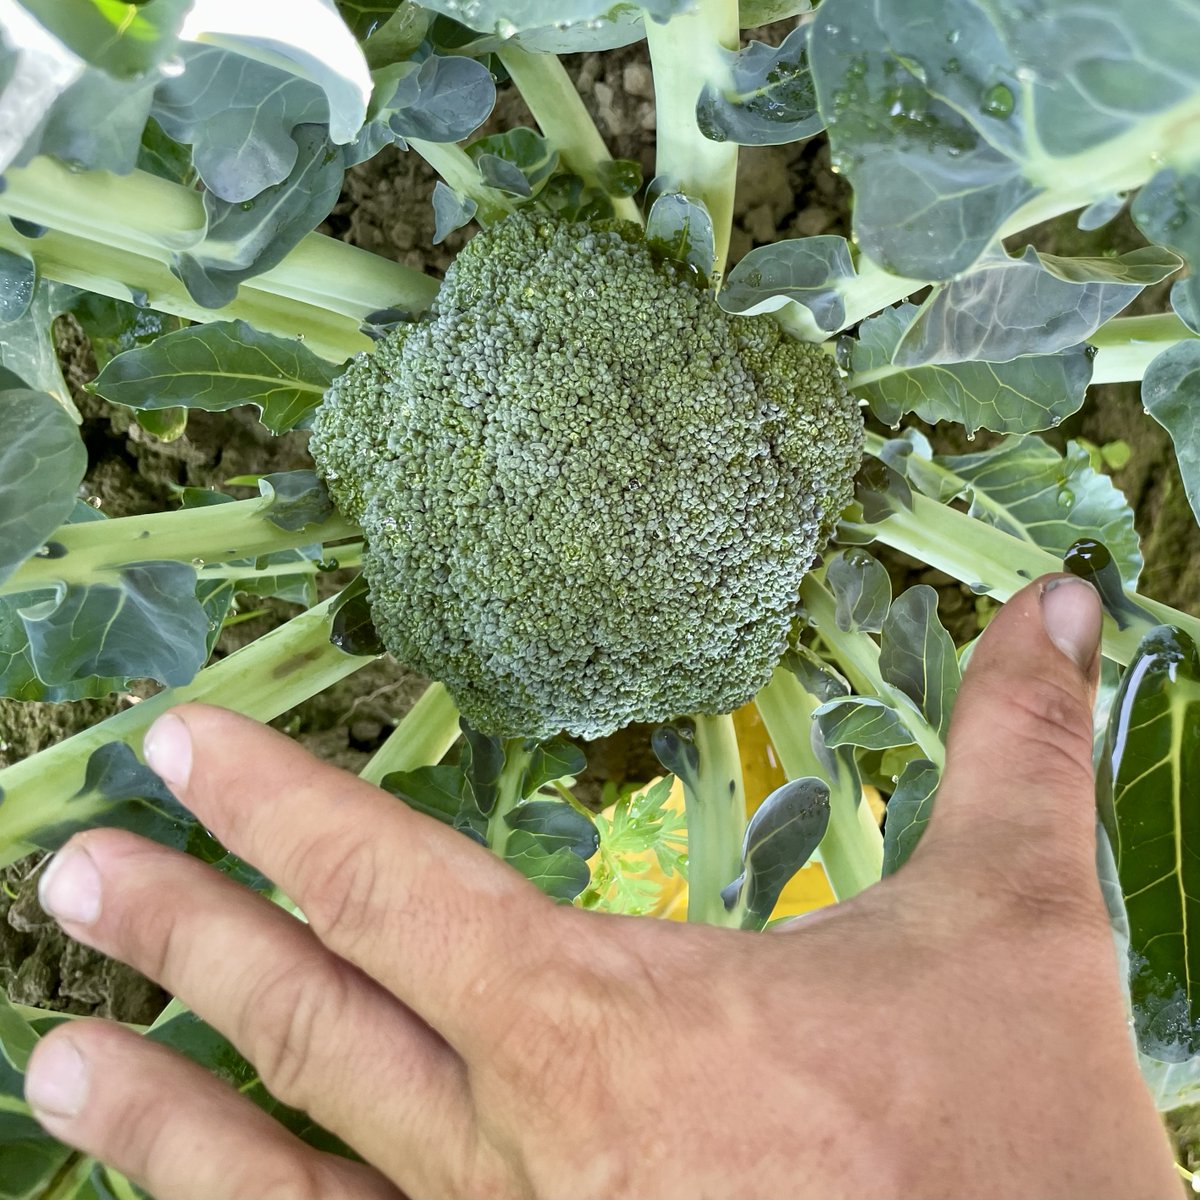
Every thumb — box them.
[912,574,1103,903]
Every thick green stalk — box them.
[800,576,946,769]
[0,594,376,863]
[643,0,740,277]
[856,488,1200,664]
[755,666,883,900]
[832,90,1200,334]
[0,158,440,345]
[358,682,461,786]
[496,44,642,225]
[1,498,357,596]
[196,543,363,584]
[683,712,746,925]
[487,740,535,862]
[408,138,516,224]
[1087,313,1198,384]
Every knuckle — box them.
[990,676,1095,787]
[242,957,344,1106]
[291,829,387,954]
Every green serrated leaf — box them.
[1099,625,1200,1062]
[881,758,938,876]
[0,388,87,586]
[91,319,340,436]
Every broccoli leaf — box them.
[812,697,914,750]
[881,758,939,876]
[386,55,497,144]
[850,303,1092,436]
[0,387,87,586]
[381,764,466,826]
[416,0,687,35]
[432,181,477,244]
[697,25,822,147]
[1133,167,1200,343]
[826,549,891,634]
[505,801,599,860]
[878,585,960,740]
[646,193,715,276]
[721,777,830,930]
[503,831,592,901]
[16,0,188,78]
[0,247,34,322]
[1142,341,1200,530]
[91,320,340,435]
[718,235,856,335]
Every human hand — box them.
[23,576,1181,1199]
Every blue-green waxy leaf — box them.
[432,181,477,244]
[152,45,329,203]
[646,193,715,276]
[505,800,598,859]
[652,722,701,791]
[893,246,1151,367]
[16,0,189,78]
[504,831,592,901]
[91,319,340,436]
[33,741,193,851]
[20,561,208,688]
[257,471,335,532]
[0,247,35,322]
[522,737,586,795]
[381,764,466,826]
[826,549,891,633]
[1098,626,1200,1062]
[173,124,346,309]
[850,304,1093,436]
[0,388,86,586]
[1142,341,1200,529]
[1077,194,1126,232]
[881,758,938,876]
[813,697,914,751]
[460,720,504,818]
[180,0,372,145]
[934,435,1144,588]
[1173,280,1199,336]
[879,585,960,739]
[467,128,558,198]
[416,0,686,34]
[721,777,830,929]
[718,235,855,333]
[1133,167,1200,328]
[0,281,74,407]
[387,55,496,143]
[697,25,822,147]
[808,0,1200,279]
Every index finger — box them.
[143,703,555,1056]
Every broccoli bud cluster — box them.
[311,214,863,739]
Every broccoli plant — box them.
[2,0,1200,1190]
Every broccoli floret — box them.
[311,213,863,740]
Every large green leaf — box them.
[503,831,592,901]
[1142,341,1200,530]
[387,55,497,144]
[91,320,340,435]
[0,388,86,586]
[17,0,189,78]
[808,0,1200,278]
[851,304,1093,436]
[812,697,915,751]
[720,777,830,930]
[1098,625,1200,1062]
[1132,167,1200,328]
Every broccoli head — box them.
[310,213,863,740]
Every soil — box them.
[4,22,1198,1033]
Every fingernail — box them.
[1041,576,1102,670]
[38,844,102,925]
[26,1038,89,1121]
[144,712,192,792]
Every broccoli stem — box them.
[755,666,883,900]
[0,499,358,597]
[0,591,376,868]
[0,158,439,359]
[486,740,536,863]
[1087,313,1198,384]
[408,138,517,224]
[800,575,947,769]
[643,0,740,278]
[830,88,1200,334]
[852,470,1200,663]
[194,543,362,584]
[682,712,746,925]
[358,682,461,786]
[495,44,643,225]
